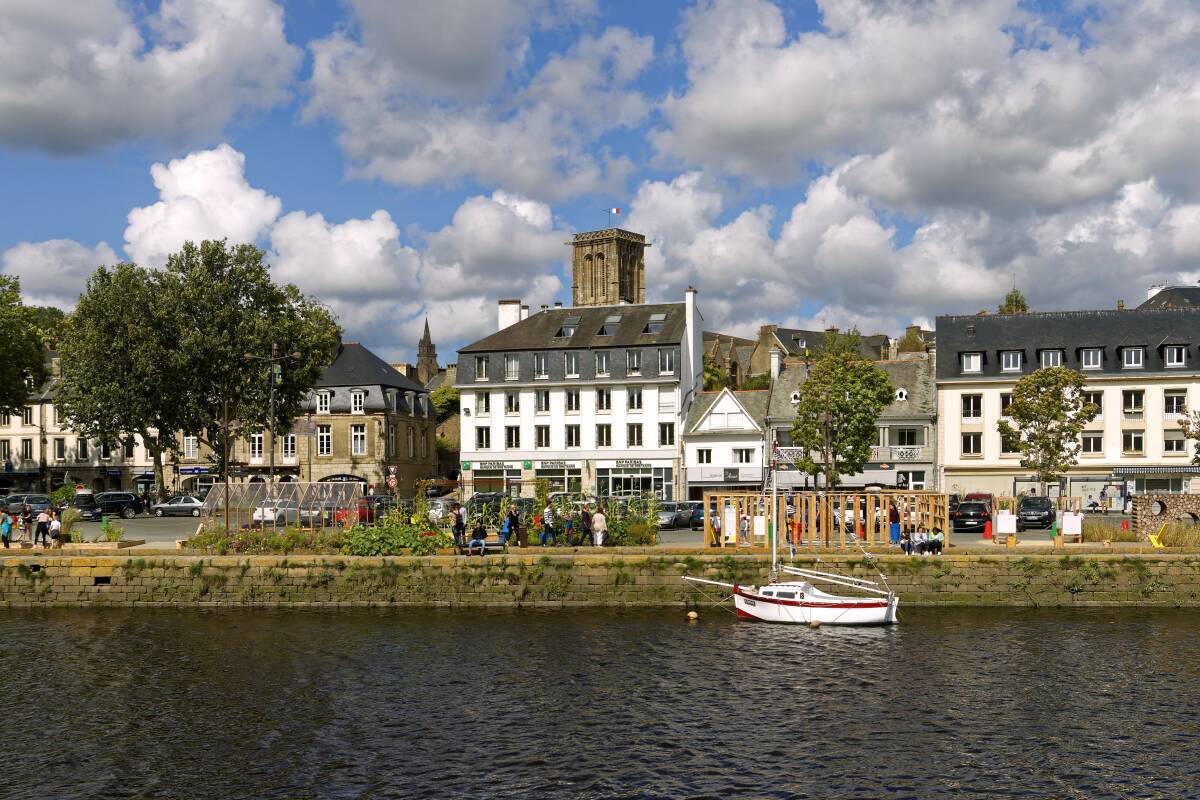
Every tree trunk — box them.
[142,431,166,501]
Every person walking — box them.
[592,505,608,547]
[579,504,593,547]
[49,511,62,547]
[0,507,12,549]
[34,507,51,548]
[740,513,751,545]
[451,503,466,548]
[507,503,524,548]
[540,502,558,546]
[20,503,33,543]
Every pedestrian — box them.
[507,503,524,548]
[580,503,592,547]
[739,513,750,545]
[34,507,51,548]
[141,490,151,512]
[592,505,608,547]
[20,503,33,542]
[888,502,901,544]
[451,503,466,547]
[49,511,62,547]
[540,502,558,546]
[0,507,12,549]
[711,513,721,546]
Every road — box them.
[75,515,200,547]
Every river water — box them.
[1,607,1197,799]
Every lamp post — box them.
[244,343,302,485]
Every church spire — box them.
[417,316,439,386]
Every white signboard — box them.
[722,506,738,544]
[997,512,1017,535]
[753,515,767,543]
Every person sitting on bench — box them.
[929,528,944,555]
[899,529,913,555]
[468,518,489,556]
[914,525,929,555]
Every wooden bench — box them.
[453,534,510,555]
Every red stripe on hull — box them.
[735,607,758,620]
[734,586,888,610]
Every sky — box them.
[3,0,1200,364]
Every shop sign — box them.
[537,461,579,469]
[615,459,651,468]
[723,468,740,482]
[103,469,123,477]
[522,460,533,469]
[178,467,210,475]
[477,461,515,470]
[461,461,471,471]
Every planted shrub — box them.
[341,512,452,556]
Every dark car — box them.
[424,479,456,498]
[60,493,102,521]
[1016,496,1055,531]
[952,501,991,532]
[949,494,961,513]
[93,491,144,519]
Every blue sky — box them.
[2,0,1199,361]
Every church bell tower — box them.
[570,228,648,307]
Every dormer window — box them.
[598,315,622,336]
[474,355,489,381]
[555,315,580,338]
[316,391,331,414]
[895,388,908,402]
[961,352,982,373]
[351,390,365,414]
[1165,345,1187,368]
[1000,351,1022,372]
[1081,348,1102,370]
[643,312,666,335]
[1122,347,1144,369]
[790,391,801,405]
[1039,349,1063,369]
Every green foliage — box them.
[28,306,67,349]
[740,373,771,390]
[102,520,124,542]
[187,523,343,555]
[534,478,550,513]
[1179,410,1200,465]
[702,352,728,390]
[0,276,49,416]
[815,328,863,357]
[1158,522,1200,548]
[790,352,894,487]
[896,327,926,353]
[341,513,453,556]
[996,367,1097,488]
[1081,520,1140,543]
[430,385,460,424]
[998,287,1029,314]
[51,485,76,507]
[60,508,83,543]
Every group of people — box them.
[899,526,944,555]
[0,504,63,549]
[449,501,610,556]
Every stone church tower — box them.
[570,228,647,307]
[416,318,439,386]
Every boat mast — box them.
[770,448,778,582]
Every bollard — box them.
[1005,534,1017,548]
[1121,519,1130,531]
[983,519,993,539]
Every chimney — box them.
[553,301,563,308]
[540,304,549,311]
[1147,284,1166,301]
[520,304,529,321]
[1117,299,1125,311]
[825,325,839,334]
[498,299,522,331]
[770,347,782,379]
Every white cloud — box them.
[124,144,283,267]
[0,0,300,153]
[0,239,118,308]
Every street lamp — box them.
[244,343,302,485]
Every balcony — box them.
[870,445,928,462]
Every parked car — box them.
[152,495,204,517]
[60,493,102,521]
[1016,496,1055,531]
[424,479,457,497]
[948,494,961,513]
[963,492,994,505]
[299,501,338,526]
[674,501,701,528]
[94,492,144,519]
[5,494,29,513]
[952,501,991,532]
[10,493,52,514]
[252,498,300,525]
[656,501,679,528]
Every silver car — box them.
[252,498,300,525]
[152,495,204,517]
[656,502,680,528]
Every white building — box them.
[681,387,769,499]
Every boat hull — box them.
[733,585,898,626]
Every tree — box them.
[999,287,1029,314]
[1178,409,1200,465]
[430,385,460,425]
[996,367,1097,492]
[28,306,67,348]
[790,351,894,491]
[740,373,771,390]
[0,276,47,416]
[896,327,926,353]
[702,352,728,390]
[815,327,863,357]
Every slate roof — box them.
[773,327,891,360]
[766,357,935,422]
[1139,287,1200,310]
[684,389,770,434]
[458,302,685,353]
[935,307,1200,380]
[318,342,425,392]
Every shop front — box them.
[462,461,524,497]
[596,459,675,501]
[177,466,218,498]
[533,460,582,494]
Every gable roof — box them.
[1139,287,1200,310]
[318,342,425,392]
[772,327,890,360]
[685,388,769,433]
[767,356,934,422]
[459,302,685,353]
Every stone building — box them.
[570,228,647,307]
[702,331,755,388]
[748,324,894,376]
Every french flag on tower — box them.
[608,207,621,215]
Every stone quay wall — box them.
[2,553,1200,608]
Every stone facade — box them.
[1131,494,1200,538]
[570,228,647,307]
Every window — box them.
[351,424,366,456]
[1000,393,1012,418]
[1122,347,1144,369]
[658,349,675,374]
[54,438,65,460]
[596,388,611,411]
[628,387,642,410]
[282,434,296,459]
[535,389,550,412]
[535,425,550,448]
[351,390,365,414]
[1165,432,1186,454]
[595,351,610,376]
[566,389,580,412]
[961,394,982,420]
[1165,345,1186,368]
[475,355,490,381]
[1165,390,1187,415]
[961,353,981,373]
[961,432,982,456]
[895,389,908,402]
[1083,390,1103,417]
[123,439,135,459]
[697,448,712,464]
[504,354,519,381]
[1001,351,1023,372]
[643,312,666,335]
[1123,390,1144,416]
[476,427,491,449]
[896,428,918,446]
[1,413,8,426]
[596,424,612,447]
[250,433,264,459]
[1040,350,1063,368]
[1082,433,1103,454]
[318,425,332,456]
[1000,430,1020,455]
[476,392,491,415]
[1081,348,1102,370]
[659,422,675,446]
[565,352,580,377]
[21,439,32,460]
[598,315,622,336]
[505,391,520,414]
[317,391,330,414]
[533,353,548,378]
[0,441,8,460]
[1122,430,1144,454]
[388,424,395,456]
[407,427,415,458]
[77,439,88,459]
[735,448,753,463]
[555,316,580,338]
[627,423,643,447]
[184,436,198,459]
[627,350,641,375]
[420,431,428,459]
[505,426,520,449]
[565,425,581,448]
[22,407,33,425]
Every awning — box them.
[1112,466,1200,475]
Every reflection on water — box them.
[1,607,1197,799]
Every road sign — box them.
[386,476,398,489]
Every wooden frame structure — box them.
[703,490,952,550]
